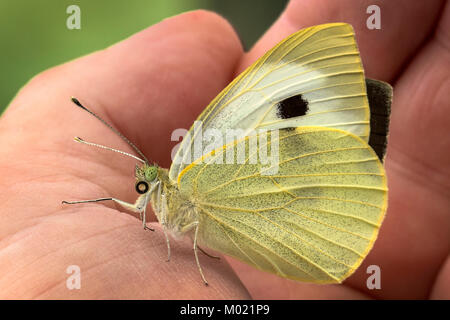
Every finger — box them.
[0,208,249,299]
[226,257,371,300]
[0,11,247,299]
[430,256,450,299]
[239,0,444,81]
[350,1,450,299]
[1,10,243,167]
[0,10,243,212]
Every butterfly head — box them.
[135,163,159,194]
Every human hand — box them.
[0,0,448,299]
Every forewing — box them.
[169,23,370,182]
[178,127,387,283]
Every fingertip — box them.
[173,9,244,58]
[240,0,444,81]
[163,9,237,38]
[130,9,243,61]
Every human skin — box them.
[0,0,448,299]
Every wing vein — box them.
[201,206,340,281]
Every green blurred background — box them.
[0,0,288,114]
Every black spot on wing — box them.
[276,94,309,119]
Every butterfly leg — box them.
[140,204,154,231]
[62,194,155,231]
[197,245,220,260]
[160,194,171,262]
[181,221,208,285]
[140,181,160,231]
[193,222,208,285]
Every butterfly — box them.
[63,23,392,285]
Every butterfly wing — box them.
[170,23,371,182]
[177,127,387,283]
[365,78,392,161]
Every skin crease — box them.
[0,0,448,299]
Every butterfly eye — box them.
[144,166,157,182]
[135,181,149,194]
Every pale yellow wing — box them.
[178,127,387,283]
[170,23,370,182]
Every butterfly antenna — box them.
[71,97,150,164]
[73,137,145,163]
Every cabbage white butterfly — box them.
[63,23,392,285]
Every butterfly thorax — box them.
[150,167,198,239]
